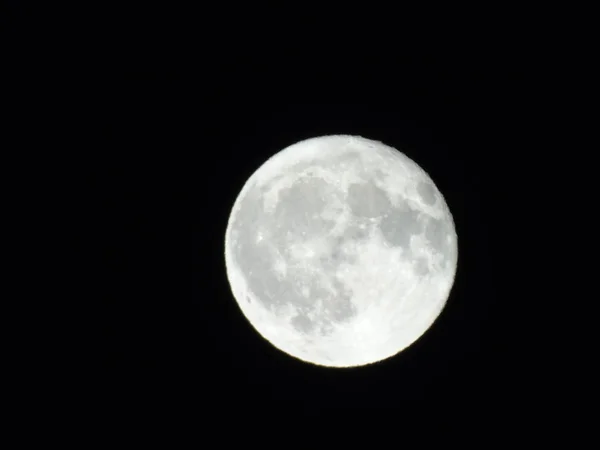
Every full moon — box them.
[224,135,458,367]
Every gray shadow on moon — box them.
[424,217,454,268]
[346,181,392,219]
[379,203,423,250]
[316,226,368,271]
[288,276,357,337]
[229,177,359,338]
[377,197,454,270]
[290,314,316,334]
[413,256,431,276]
[270,176,338,237]
[416,181,437,206]
[229,189,290,309]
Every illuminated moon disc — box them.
[224,135,458,367]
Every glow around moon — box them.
[224,135,458,367]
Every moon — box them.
[224,135,458,367]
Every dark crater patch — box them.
[346,181,392,218]
[321,278,357,324]
[271,176,338,238]
[290,314,316,334]
[231,173,363,335]
[413,256,430,276]
[425,218,451,255]
[230,190,297,312]
[424,217,455,269]
[416,181,437,206]
[379,203,423,249]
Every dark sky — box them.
[90,21,547,416]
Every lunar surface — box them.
[224,135,458,367]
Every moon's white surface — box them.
[224,135,458,367]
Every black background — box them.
[77,16,551,417]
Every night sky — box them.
[90,21,546,417]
